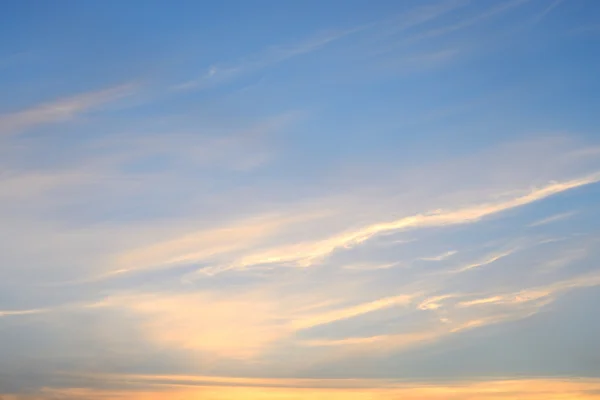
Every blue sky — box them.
[2,0,600,399]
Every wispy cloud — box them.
[290,294,416,330]
[90,290,417,359]
[173,0,473,91]
[420,250,458,261]
[108,292,287,360]
[173,29,360,91]
[91,267,600,363]
[418,294,457,311]
[528,211,577,227]
[201,173,600,275]
[457,290,551,307]
[0,84,136,136]
[454,247,518,272]
[530,0,565,26]
[433,272,600,339]
[113,210,332,275]
[88,170,600,281]
[342,261,401,271]
[539,246,588,271]
[375,0,472,37]
[0,308,47,317]
[406,0,532,42]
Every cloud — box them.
[0,124,597,388]
[93,263,600,362]
[90,289,417,360]
[420,250,458,261]
[0,84,136,136]
[301,330,443,353]
[0,170,86,201]
[539,247,588,271]
[173,29,360,90]
[1,229,597,387]
[457,290,551,308]
[173,0,472,91]
[202,173,600,275]
[0,110,296,218]
[425,271,600,332]
[0,308,46,317]
[530,0,565,26]
[406,0,532,42]
[2,0,600,395]
[342,261,400,271]
[108,292,287,360]
[29,376,600,400]
[81,164,600,282]
[528,211,577,227]
[418,295,457,311]
[0,109,305,285]
[112,210,332,275]
[367,0,471,42]
[91,268,600,364]
[454,248,518,272]
[290,294,416,331]
[313,268,600,356]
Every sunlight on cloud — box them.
[418,294,457,311]
[290,294,416,330]
[16,378,600,400]
[104,208,342,280]
[95,290,420,359]
[453,247,519,272]
[194,173,600,275]
[113,212,323,274]
[0,308,46,317]
[103,292,287,359]
[457,290,551,307]
[84,266,600,364]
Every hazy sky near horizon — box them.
[2,0,600,399]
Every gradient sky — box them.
[2,0,600,399]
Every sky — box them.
[1,0,600,399]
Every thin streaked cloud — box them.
[0,84,136,136]
[528,211,578,227]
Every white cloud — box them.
[420,250,458,261]
[528,211,577,227]
[0,308,46,317]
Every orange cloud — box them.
[113,292,287,360]
[14,378,600,400]
[99,289,418,360]
[110,173,600,277]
